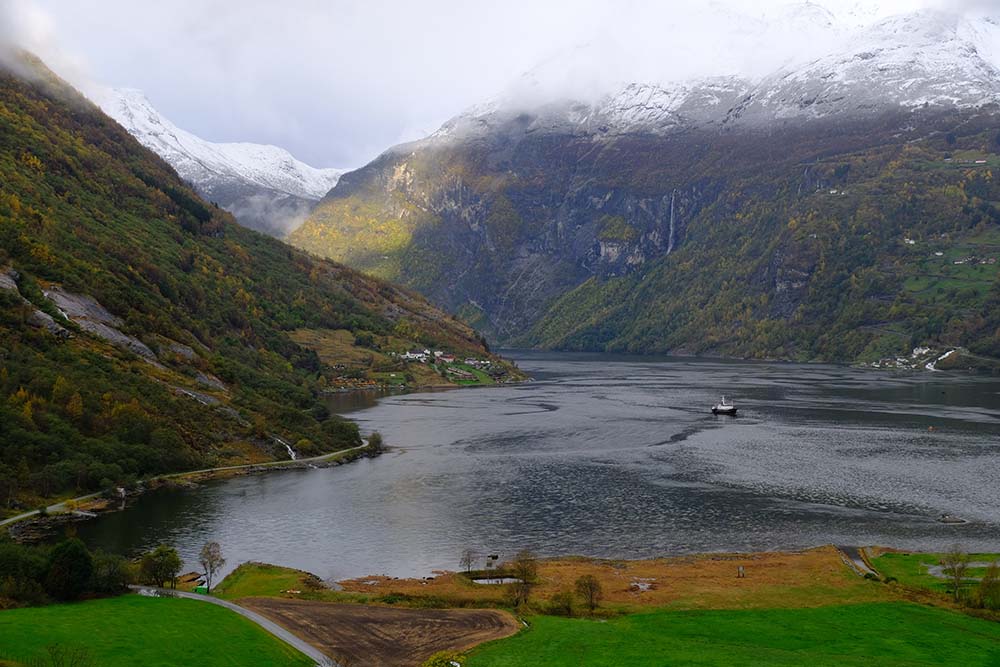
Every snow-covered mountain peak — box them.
[600,78,749,133]
[743,9,1000,120]
[91,87,349,235]
[427,5,1000,146]
[94,87,345,202]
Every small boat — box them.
[712,396,737,416]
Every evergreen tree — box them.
[44,539,94,601]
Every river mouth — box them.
[68,352,1000,582]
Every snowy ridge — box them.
[429,7,1000,143]
[91,87,348,235]
[602,78,749,132]
[94,88,345,201]
[743,11,1000,121]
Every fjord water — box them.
[73,353,1000,581]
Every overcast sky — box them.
[1,0,991,168]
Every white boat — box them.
[712,396,737,415]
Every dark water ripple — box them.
[71,352,1000,580]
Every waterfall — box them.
[275,437,296,460]
[667,189,677,255]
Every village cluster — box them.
[950,255,997,266]
[867,346,960,371]
[395,349,491,367]
[392,349,500,381]
[902,237,998,265]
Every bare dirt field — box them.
[240,597,520,666]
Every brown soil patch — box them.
[340,546,890,611]
[240,597,520,667]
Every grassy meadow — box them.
[468,602,1000,666]
[872,551,1000,594]
[0,595,312,667]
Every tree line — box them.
[0,537,226,609]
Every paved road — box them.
[837,545,878,577]
[0,491,105,529]
[0,442,371,530]
[130,586,337,667]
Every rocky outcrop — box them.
[1,267,70,339]
[0,268,18,293]
[25,308,70,338]
[44,287,155,359]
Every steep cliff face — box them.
[294,103,1000,361]
[292,103,892,339]
[292,121,725,339]
[517,111,1000,361]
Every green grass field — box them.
[0,595,313,667]
[212,562,316,601]
[902,228,1000,306]
[450,362,495,385]
[468,603,1000,666]
[873,552,1000,594]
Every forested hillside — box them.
[294,108,1000,364]
[0,52,511,513]
[519,116,1000,361]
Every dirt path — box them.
[241,598,520,667]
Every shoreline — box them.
[9,353,996,556]
[505,346,1000,374]
[2,363,527,540]
[1,352,532,538]
[3,441,383,541]
[211,545,925,613]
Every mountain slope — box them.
[93,87,346,236]
[290,8,1000,363]
[0,51,514,512]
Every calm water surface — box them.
[73,353,1000,580]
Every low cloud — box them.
[0,0,41,48]
[16,0,1000,168]
[943,0,1000,10]
[0,0,95,95]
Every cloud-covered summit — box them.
[6,0,1000,167]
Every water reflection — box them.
[71,353,1000,581]
[324,388,399,414]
